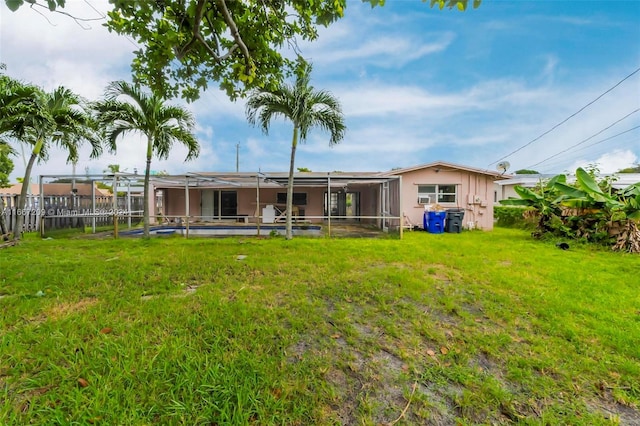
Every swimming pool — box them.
[121,224,323,237]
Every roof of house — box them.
[43,183,110,196]
[0,183,39,195]
[149,162,513,189]
[151,171,394,189]
[382,160,511,180]
[0,183,110,196]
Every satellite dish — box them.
[496,161,510,174]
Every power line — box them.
[526,108,640,169]
[488,65,640,166]
[563,126,640,155]
[536,127,640,172]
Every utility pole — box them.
[236,142,240,172]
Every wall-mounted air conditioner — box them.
[418,196,431,204]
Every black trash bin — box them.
[445,208,465,233]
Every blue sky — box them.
[1,0,639,181]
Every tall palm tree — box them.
[246,64,345,239]
[93,81,200,238]
[0,79,102,239]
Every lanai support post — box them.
[256,173,261,236]
[127,180,132,229]
[185,176,190,239]
[327,173,331,237]
[112,174,119,239]
[39,175,44,237]
[398,176,403,240]
[91,180,96,234]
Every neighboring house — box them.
[384,161,509,230]
[494,173,640,204]
[0,183,40,197]
[153,161,508,231]
[0,182,111,197]
[1,182,114,233]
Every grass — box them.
[0,228,638,425]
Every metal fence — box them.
[1,193,144,235]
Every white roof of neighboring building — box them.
[495,173,640,189]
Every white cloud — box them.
[310,33,455,68]
[569,150,638,174]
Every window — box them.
[417,184,457,204]
[277,192,307,206]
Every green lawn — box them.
[1,228,638,425]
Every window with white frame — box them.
[417,184,457,204]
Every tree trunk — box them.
[143,138,152,238]
[286,126,298,240]
[13,140,41,240]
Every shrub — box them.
[494,206,533,228]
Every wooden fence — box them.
[1,193,144,235]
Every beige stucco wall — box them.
[395,168,496,230]
[163,188,202,218]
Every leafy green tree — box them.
[104,164,124,174]
[618,164,640,173]
[514,169,540,175]
[4,0,479,101]
[0,65,15,189]
[0,141,13,188]
[93,81,200,238]
[246,64,345,240]
[0,132,12,236]
[0,77,102,239]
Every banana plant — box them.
[616,182,640,220]
[499,174,566,231]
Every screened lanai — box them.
[151,171,404,236]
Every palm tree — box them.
[93,81,200,238]
[0,79,102,239]
[246,64,345,239]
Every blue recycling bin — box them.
[424,211,446,234]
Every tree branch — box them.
[174,0,206,60]
[216,0,252,74]
[174,0,237,63]
[29,1,105,30]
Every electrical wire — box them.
[536,130,639,173]
[487,65,640,166]
[526,108,640,169]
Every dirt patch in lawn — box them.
[46,297,99,320]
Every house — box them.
[1,181,114,234]
[152,171,400,228]
[151,161,507,231]
[384,161,509,230]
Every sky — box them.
[1,0,639,182]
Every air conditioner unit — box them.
[418,196,431,204]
